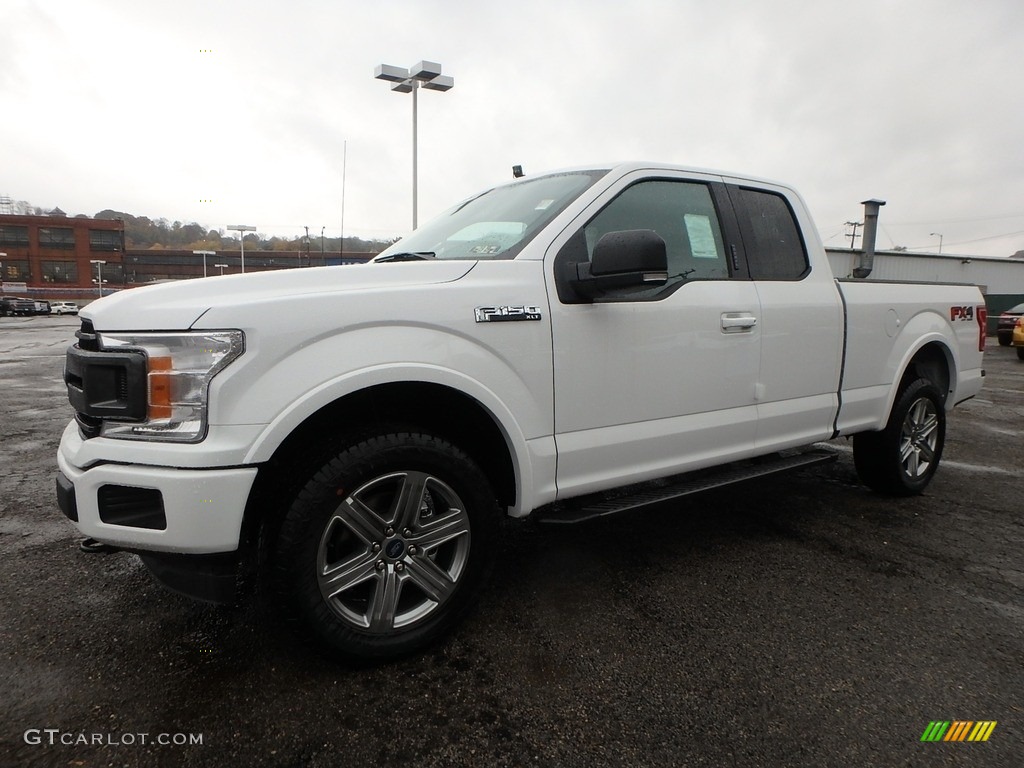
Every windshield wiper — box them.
[374,252,436,263]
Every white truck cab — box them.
[56,163,985,661]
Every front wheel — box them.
[853,378,946,496]
[272,432,498,662]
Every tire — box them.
[853,378,946,496]
[272,432,498,662]
[1017,347,1024,361]
[997,334,1010,347]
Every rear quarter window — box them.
[735,188,809,280]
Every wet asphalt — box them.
[1,314,1022,768]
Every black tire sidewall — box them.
[273,432,498,662]
[854,378,946,496]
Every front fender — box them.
[219,323,554,517]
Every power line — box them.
[885,212,1024,226]
[902,229,1024,251]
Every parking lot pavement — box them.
[2,316,1022,767]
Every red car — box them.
[997,302,1024,346]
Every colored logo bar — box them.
[921,721,997,742]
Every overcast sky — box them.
[3,0,1023,256]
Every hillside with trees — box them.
[4,197,393,253]
[92,209,392,254]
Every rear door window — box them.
[732,187,809,280]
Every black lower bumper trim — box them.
[139,551,239,604]
[56,472,79,522]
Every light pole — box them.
[0,252,6,287]
[90,259,106,297]
[374,60,454,229]
[930,232,944,254]
[193,250,216,278]
[321,227,325,266]
[227,224,256,273]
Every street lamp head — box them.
[421,75,454,92]
[374,63,409,82]
[410,61,442,81]
[377,62,453,93]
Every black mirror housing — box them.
[569,229,669,300]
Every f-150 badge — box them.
[474,305,543,323]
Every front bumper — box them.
[56,425,258,555]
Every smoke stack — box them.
[852,198,886,278]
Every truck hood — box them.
[81,262,476,330]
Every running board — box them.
[534,450,837,525]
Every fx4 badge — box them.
[474,305,543,323]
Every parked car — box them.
[1012,317,1024,360]
[996,302,1024,346]
[51,301,80,316]
[33,300,51,315]
[0,297,35,316]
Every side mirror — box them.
[569,229,669,299]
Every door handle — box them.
[721,312,758,332]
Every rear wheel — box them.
[272,432,498,662]
[853,378,946,496]
[1017,347,1024,360]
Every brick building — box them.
[0,212,376,299]
[0,212,125,297]
[121,249,374,284]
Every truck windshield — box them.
[374,170,607,262]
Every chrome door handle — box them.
[721,313,758,332]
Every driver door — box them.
[547,171,762,498]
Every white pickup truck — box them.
[57,162,986,661]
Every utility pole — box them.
[845,221,863,250]
[340,140,347,262]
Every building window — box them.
[89,230,122,251]
[41,261,79,283]
[2,260,31,281]
[39,227,76,249]
[103,263,125,283]
[0,225,30,246]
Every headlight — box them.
[96,330,244,442]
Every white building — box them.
[826,248,1024,333]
